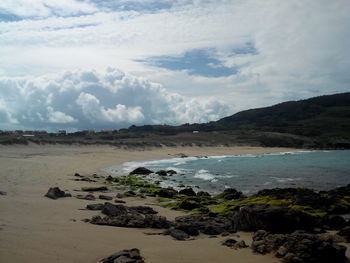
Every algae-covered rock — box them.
[129,167,153,175]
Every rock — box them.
[157,188,178,198]
[169,229,190,240]
[233,204,316,233]
[124,190,136,197]
[179,188,196,196]
[86,203,105,210]
[115,199,126,204]
[222,238,237,247]
[0,191,7,195]
[235,240,248,249]
[327,215,347,230]
[105,175,114,181]
[175,224,200,236]
[102,202,128,216]
[178,198,201,210]
[81,186,108,192]
[99,248,144,263]
[197,191,211,197]
[76,194,96,200]
[129,167,153,175]
[252,230,347,263]
[337,226,350,242]
[45,187,71,199]
[128,206,158,215]
[99,195,113,200]
[156,170,168,176]
[167,170,177,175]
[218,188,244,200]
[74,173,82,177]
[174,215,235,236]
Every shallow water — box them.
[103,150,350,195]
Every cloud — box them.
[0,68,232,131]
[0,0,349,130]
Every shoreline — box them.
[0,144,346,263]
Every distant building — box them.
[58,130,67,135]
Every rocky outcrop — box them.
[100,248,144,263]
[156,170,177,176]
[129,167,153,175]
[179,188,196,196]
[86,203,105,210]
[233,204,315,233]
[217,188,244,200]
[157,188,178,198]
[45,187,71,199]
[252,230,346,263]
[173,215,235,236]
[90,202,170,229]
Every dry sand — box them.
[0,144,299,263]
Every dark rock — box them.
[197,191,211,197]
[81,186,108,192]
[0,191,7,195]
[169,229,190,240]
[337,226,350,242]
[129,167,153,175]
[178,198,201,210]
[124,190,136,197]
[99,195,113,200]
[175,224,200,236]
[156,170,168,176]
[99,248,144,263]
[327,215,347,230]
[218,188,244,200]
[179,188,196,196]
[252,230,347,263]
[105,175,114,181]
[222,238,237,247]
[174,215,235,236]
[102,202,128,216]
[45,187,71,199]
[167,170,177,175]
[233,204,316,233]
[128,206,158,215]
[86,203,105,210]
[115,199,126,204]
[157,188,178,198]
[235,240,248,249]
[74,173,82,177]
[76,194,96,200]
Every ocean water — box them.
[103,150,350,195]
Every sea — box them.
[103,150,350,195]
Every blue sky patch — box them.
[140,49,238,78]
[0,12,22,22]
[87,0,172,12]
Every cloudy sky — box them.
[0,0,349,131]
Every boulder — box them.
[45,187,71,199]
[99,195,113,200]
[128,206,158,215]
[157,188,178,198]
[156,170,168,176]
[337,226,350,242]
[218,188,244,200]
[221,238,237,247]
[86,203,105,210]
[233,204,315,233]
[179,188,196,196]
[252,230,347,263]
[327,215,347,230]
[167,170,177,175]
[102,202,128,216]
[129,167,153,175]
[100,248,144,263]
[168,229,190,240]
[197,191,211,197]
[0,191,7,195]
[81,186,108,192]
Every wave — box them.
[194,169,216,181]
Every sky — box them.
[0,0,349,131]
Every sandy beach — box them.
[0,144,303,263]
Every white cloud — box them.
[47,106,77,123]
[0,68,232,130]
[0,0,349,130]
